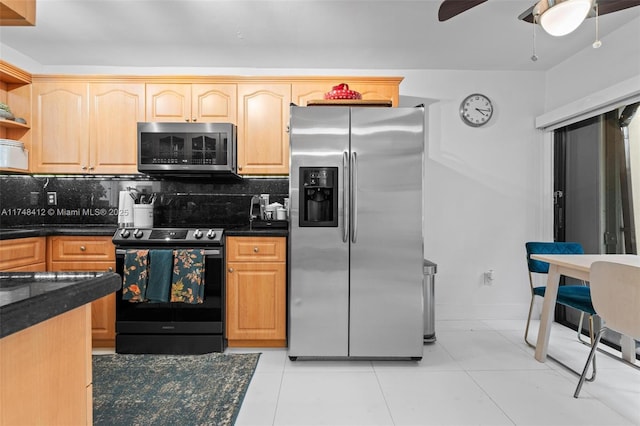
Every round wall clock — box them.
[460,93,494,127]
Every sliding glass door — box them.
[553,101,640,358]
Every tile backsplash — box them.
[0,175,289,228]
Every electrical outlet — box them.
[483,270,494,285]
[47,192,57,206]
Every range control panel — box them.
[112,228,224,246]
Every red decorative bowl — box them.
[324,83,362,100]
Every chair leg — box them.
[577,312,588,344]
[574,327,604,398]
[524,297,597,382]
[524,296,536,348]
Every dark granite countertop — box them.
[0,271,121,339]
[225,222,289,237]
[0,224,290,239]
[0,225,117,240]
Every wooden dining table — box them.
[530,253,640,363]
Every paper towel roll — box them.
[118,191,134,227]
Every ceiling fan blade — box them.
[517,4,536,23]
[595,0,640,16]
[438,0,488,22]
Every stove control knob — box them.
[133,229,144,239]
[119,229,131,238]
[206,229,217,239]
[193,229,203,239]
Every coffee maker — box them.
[299,167,338,227]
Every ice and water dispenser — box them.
[299,167,338,227]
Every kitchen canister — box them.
[276,207,287,220]
[133,204,154,228]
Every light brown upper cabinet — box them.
[32,80,144,174]
[90,83,145,174]
[237,83,291,175]
[146,83,237,123]
[291,78,402,106]
[0,0,35,26]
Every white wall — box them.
[399,70,548,320]
[544,17,640,111]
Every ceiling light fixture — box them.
[534,0,593,37]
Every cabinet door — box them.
[226,261,286,345]
[48,235,116,348]
[32,82,89,173]
[191,84,237,123]
[89,83,145,174]
[49,260,116,347]
[146,83,191,122]
[237,83,291,175]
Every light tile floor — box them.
[230,320,640,426]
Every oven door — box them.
[115,247,224,335]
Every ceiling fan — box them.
[438,0,640,36]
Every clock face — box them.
[460,94,493,127]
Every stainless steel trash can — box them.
[423,259,438,343]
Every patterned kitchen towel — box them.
[146,249,173,303]
[171,249,205,304]
[122,249,149,302]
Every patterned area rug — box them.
[93,353,260,426]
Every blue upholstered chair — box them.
[525,242,597,378]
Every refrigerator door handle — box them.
[351,151,358,244]
[343,151,349,243]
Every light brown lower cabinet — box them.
[0,236,46,271]
[226,236,287,347]
[0,304,93,425]
[47,236,116,348]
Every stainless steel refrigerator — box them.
[288,105,425,360]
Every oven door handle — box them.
[116,248,222,256]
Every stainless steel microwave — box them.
[137,122,237,176]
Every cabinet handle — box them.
[107,267,113,272]
[228,267,234,273]
[192,118,197,122]
[80,246,86,251]
[238,165,243,170]
[253,247,259,253]
[185,118,189,122]
[81,165,88,170]
[89,166,94,171]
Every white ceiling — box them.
[1,0,639,71]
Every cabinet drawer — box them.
[226,237,286,262]
[0,237,46,270]
[48,236,115,262]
